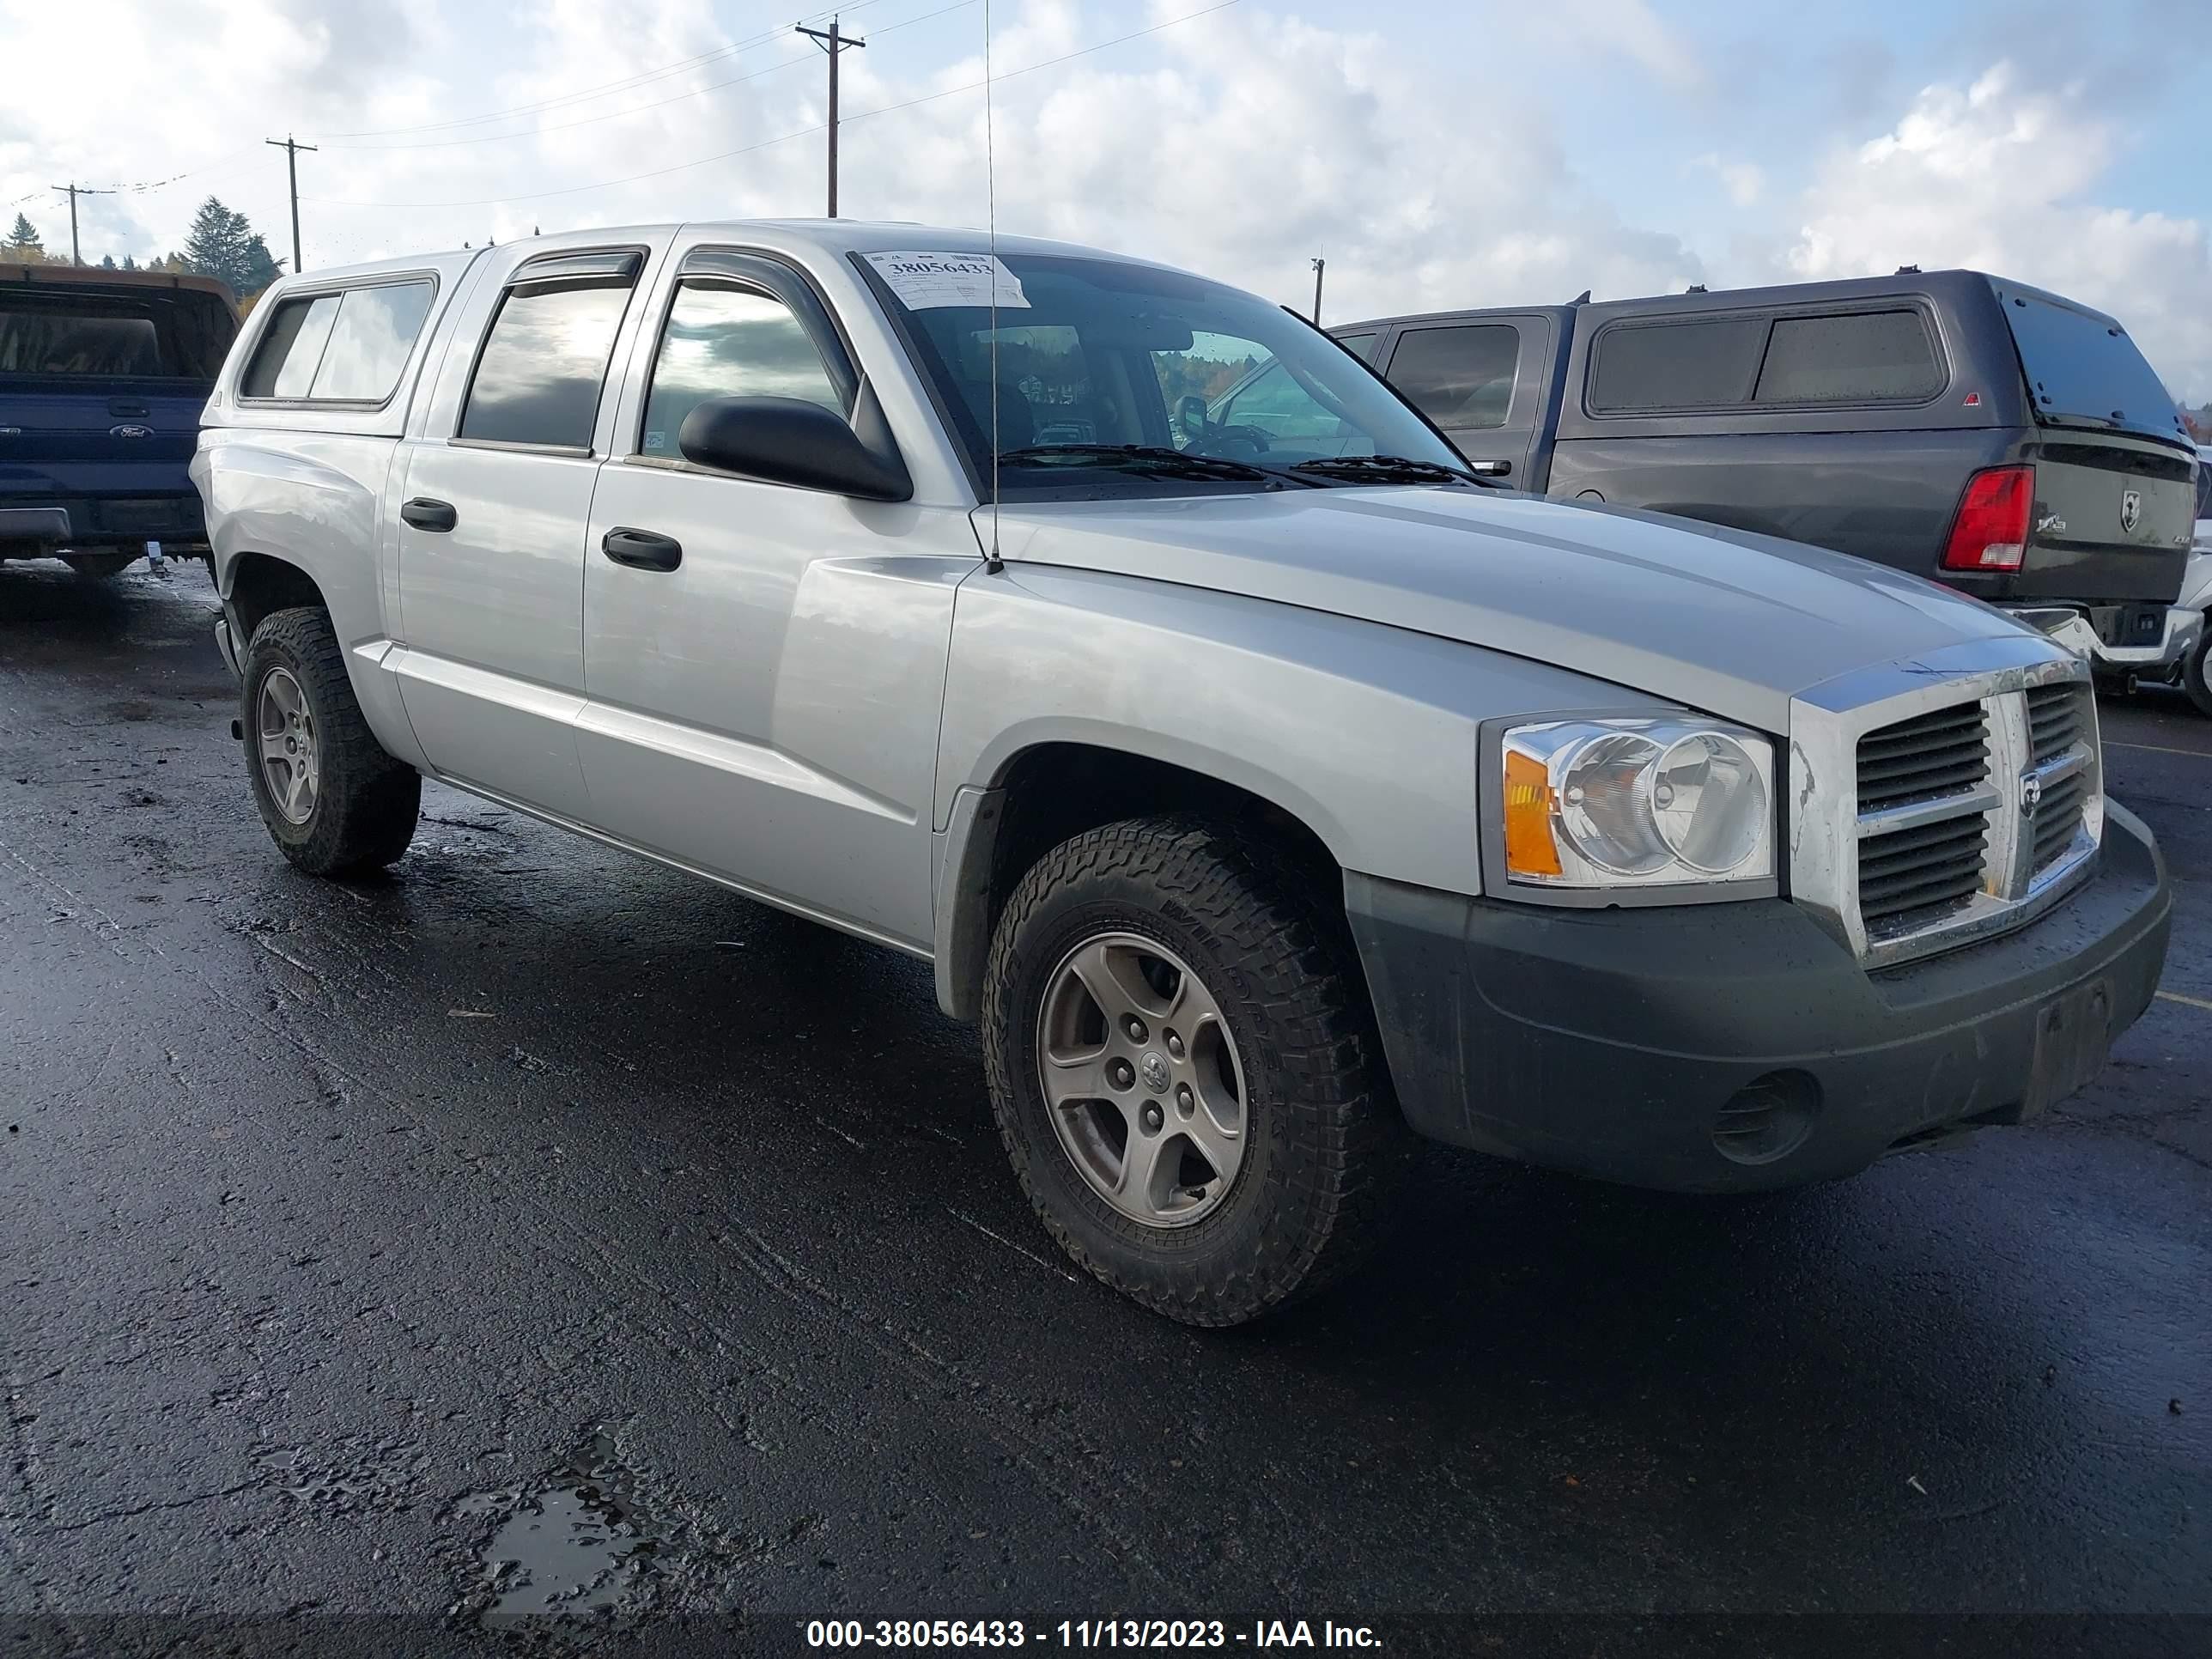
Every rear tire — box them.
[2185,619,2212,719]
[981,817,1410,1326]
[241,606,421,876]
[62,550,138,579]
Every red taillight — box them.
[1942,464,2034,573]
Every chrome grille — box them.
[1858,814,1990,936]
[2027,682,2084,763]
[1854,704,1994,940]
[1856,703,1990,814]
[1792,647,2104,969]
[2026,682,2092,875]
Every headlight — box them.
[1501,717,1774,891]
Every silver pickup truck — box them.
[191,222,2173,1326]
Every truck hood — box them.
[982,486,2051,732]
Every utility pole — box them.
[51,183,113,264]
[795,15,866,217]
[1310,257,1326,325]
[265,135,319,273]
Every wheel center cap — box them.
[1139,1053,1171,1095]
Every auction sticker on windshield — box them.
[865,252,1030,310]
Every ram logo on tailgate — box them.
[2119,489,2142,534]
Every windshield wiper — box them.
[1288,454,1499,488]
[994,445,1307,486]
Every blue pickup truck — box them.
[2,264,239,578]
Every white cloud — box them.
[1550,0,1705,94]
[1695,155,1765,208]
[1781,62,2211,399]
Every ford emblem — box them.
[111,422,155,441]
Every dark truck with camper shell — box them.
[1324,271,2200,684]
[1,264,239,577]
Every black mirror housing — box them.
[678,394,912,502]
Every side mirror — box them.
[678,393,912,502]
[1177,395,1212,434]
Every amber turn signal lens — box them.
[1503,748,1563,878]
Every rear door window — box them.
[1386,325,1520,428]
[1334,331,1378,365]
[1590,316,1767,411]
[459,259,638,449]
[1754,310,1942,404]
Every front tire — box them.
[241,606,421,875]
[981,817,1409,1326]
[2185,617,2212,719]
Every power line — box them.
[300,0,1243,211]
[266,137,319,273]
[52,183,116,263]
[795,15,867,218]
[319,50,820,151]
[311,0,892,142]
[313,0,980,154]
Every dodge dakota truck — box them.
[1335,271,2203,688]
[191,223,2172,1325]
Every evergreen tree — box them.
[118,253,139,271]
[99,252,118,270]
[177,197,284,295]
[5,213,44,254]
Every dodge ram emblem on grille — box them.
[2119,489,2142,533]
[2021,773,2045,815]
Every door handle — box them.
[402,497,459,532]
[1462,459,1511,477]
[601,526,683,572]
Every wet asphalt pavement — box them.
[1,560,2206,1657]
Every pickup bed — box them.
[1,264,236,574]
[192,222,2172,1324]
[1333,271,2202,683]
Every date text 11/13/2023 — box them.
[802,1619,1382,1648]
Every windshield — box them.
[1996,284,2188,445]
[860,250,1461,499]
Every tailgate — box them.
[2016,438,2194,602]
[0,380,206,465]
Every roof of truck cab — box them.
[252,222,1193,298]
[1335,269,2112,334]
[4,262,238,307]
[677,219,1188,270]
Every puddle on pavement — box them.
[452,1433,665,1633]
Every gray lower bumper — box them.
[2005,603,2202,672]
[0,507,72,549]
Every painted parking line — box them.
[2156,990,2212,1013]
[2106,739,2212,761]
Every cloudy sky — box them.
[4,0,2209,398]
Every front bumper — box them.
[2003,602,2201,673]
[1346,801,2172,1193]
